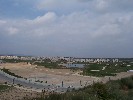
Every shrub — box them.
[121,77,133,89]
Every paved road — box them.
[0,70,72,93]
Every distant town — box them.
[0,55,121,63]
[0,55,133,100]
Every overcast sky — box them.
[0,0,133,57]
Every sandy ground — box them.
[0,63,133,100]
[0,63,99,88]
[1,63,133,86]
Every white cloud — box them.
[1,11,133,39]
[37,0,58,10]
[36,0,133,14]
[0,0,133,57]
[36,0,92,14]
[0,20,6,24]
[95,0,109,11]
[32,12,57,24]
[7,27,19,35]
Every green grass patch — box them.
[83,63,133,77]
[34,62,59,69]
[1,68,22,78]
[0,84,10,91]
[1,59,33,63]
[85,63,105,70]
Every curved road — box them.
[0,70,72,93]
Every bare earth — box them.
[1,63,133,85]
[0,63,133,100]
[0,63,99,87]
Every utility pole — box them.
[62,81,63,87]
[13,78,15,84]
[80,80,81,86]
